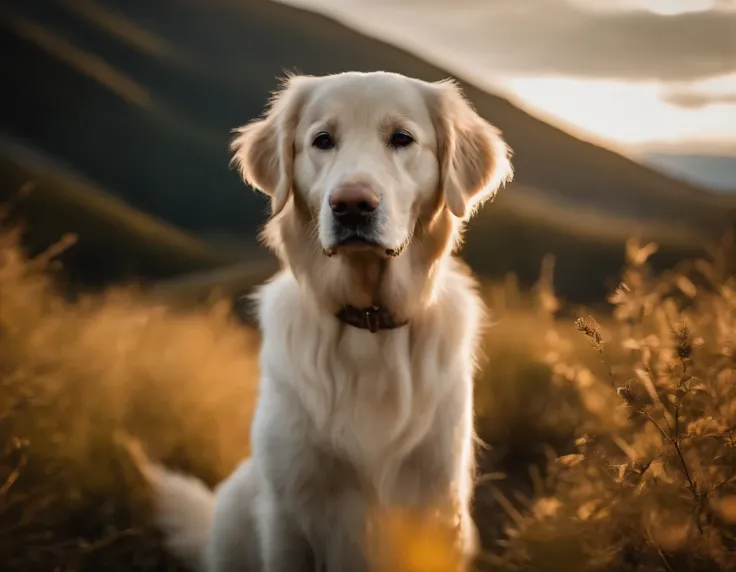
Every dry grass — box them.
[1,216,735,571]
[483,238,736,572]
[0,224,258,571]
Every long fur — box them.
[138,71,513,572]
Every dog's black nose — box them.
[329,183,379,226]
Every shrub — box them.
[493,238,736,572]
[0,225,258,571]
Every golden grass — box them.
[484,238,736,572]
[0,219,734,571]
[0,225,258,570]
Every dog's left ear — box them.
[230,75,314,217]
[426,80,513,220]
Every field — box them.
[1,218,735,572]
[2,1,735,570]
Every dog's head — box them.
[232,72,512,311]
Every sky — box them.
[276,0,736,156]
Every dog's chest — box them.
[256,271,473,495]
[267,322,450,491]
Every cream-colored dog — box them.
[140,71,512,571]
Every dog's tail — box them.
[123,436,216,571]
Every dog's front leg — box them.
[257,491,314,572]
[252,384,370,571]
[389,386,479,559]
[250,389,317,572]
[257,463,369,572]
[318,489,370,572]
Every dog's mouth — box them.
[323,236,408,258]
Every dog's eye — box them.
[389,129,414,149]
[312,131,335,150]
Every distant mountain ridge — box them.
[642,153,736,193]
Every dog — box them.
[137,71,513,572]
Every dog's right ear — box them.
[230,75,314,217]
[425,79,513,221]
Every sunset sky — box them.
[278,0,736,155]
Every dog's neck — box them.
[264,200,460,329]
[335,304,409,333]
[330,254,409,333]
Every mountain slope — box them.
[0,135,244,290]
[1,0,733,299]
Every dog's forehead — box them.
[301,73,433,126]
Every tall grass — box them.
[1,219,734,571]
[487,238,736,572]
[0,225,258,571]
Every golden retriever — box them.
[138,71,513,572]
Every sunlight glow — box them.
[642,0,715,15]
[571,0,719,14]
[499,76,736,147]
[683,73,736,97]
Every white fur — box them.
[140,71,513,572]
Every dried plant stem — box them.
[597,348,616,386]
[0,453,26,500]
[0,467,21,498]
[656,546,675,572]
[644,412,697,495]
[644,410,704,534]
[674,358,688,440]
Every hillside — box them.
[0,136,250,291]
[1,0,734,300]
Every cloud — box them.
[445,0,736,82]
[661,90,736,108]
[297,0,736,82]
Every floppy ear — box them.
[230,75,313,217]
[427,80,513,220]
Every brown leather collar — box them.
[336,305,408,333]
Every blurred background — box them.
[3,0,735,301]
[1,1,735,571]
